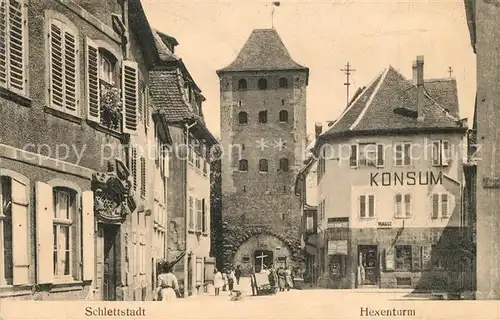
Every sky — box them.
[142,0,476,139]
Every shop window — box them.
[394,245,412,271]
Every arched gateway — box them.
[232,234,293,275]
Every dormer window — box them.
[238,79,247,90]
[258,78,267,90]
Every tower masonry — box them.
[217,28,309,273]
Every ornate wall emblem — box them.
[91,159,136,224]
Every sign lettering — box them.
[370,171,442,187]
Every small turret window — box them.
[258,78,267,90]
[239,159,248,172]
[279,77,288,88]
[259,159,268,173]
[279,110,288,122]
[238,112,248,124]
[259,111,268,123]
[238,79,247,90]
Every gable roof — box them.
[217,28,308,73]
[320,66,466,141]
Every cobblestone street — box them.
[166,277,434,319]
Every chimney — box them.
[415,55,425,122]
[412,60,417,86]
[315,122,323,138]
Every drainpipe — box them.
[184,120,197,297]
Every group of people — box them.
[213,265,242,296]
[260,265,294,293]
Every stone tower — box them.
[216,29,309,274]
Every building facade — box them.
[294,154,318,284]
[0,0,175,301]
[150,32,217,297]
[314,57,472,291]
[217,28,308,274]
[464,0,499,300]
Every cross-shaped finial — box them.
[448,66,453,78]
[270,2,280,28]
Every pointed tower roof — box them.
[217,28,308,73]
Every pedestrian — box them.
[228,269,236,295]
[214,269,223,296]
[268,265,278,294]
[154,263,180,302]
[284,266,293,291]
[277,267,286,291]
[235,265,242,285]
[222,271,228,291]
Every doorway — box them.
[358,245,378,287]
[254,250,274,272]
[98,224,120,301]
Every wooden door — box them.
[358,245,378,286]
[100,224,119,301]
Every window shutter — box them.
[11,177,29,285]
[63,27,78,112]
[140,156,146,198]
[0,1,7,86]
[432,141,440,166]
[350,145,358,168]
[8,0,26,93]
[431,194,439,218]
[85,37,100,122]
[163,148,170,178]
[49,19,64,110]
[368,195,375,217]
[404,194,412,217]
[35,181,54,284]
[81,190,95,281]
[145,86,150,128]
[376,144,384,167]
[122,60,138,134]
[131,146,137,192]
[442,140,450,166]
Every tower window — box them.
[239,159,248,172]
[279,110,288,122]
[279,158,289,172]
[238,79,247,90]
[238,100,242,107]
[281,99,285,105]
[238,112,248,124]
[258,78,267,90]
[259,159,268,173]
[259,111,268,123]
[279,77,288,88]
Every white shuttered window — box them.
[0,174,30,286]
[122,60,138,134]
[0,0,27,94]
[49,18,78,114]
